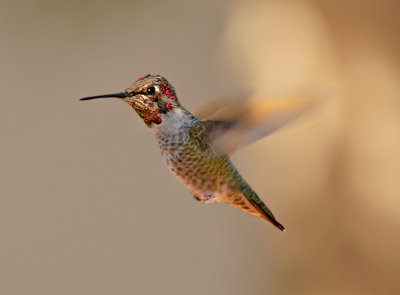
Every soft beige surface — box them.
[1,0,399,294]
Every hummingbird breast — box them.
[152,108,223,198]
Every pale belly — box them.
[162,147,247,207]
[162,146,228,203]
[158,141,265,220]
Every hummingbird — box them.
[81,74,318,231]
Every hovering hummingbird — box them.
[81,74,318,231]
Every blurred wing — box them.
[192,96,227,120]
[193,92,323,155]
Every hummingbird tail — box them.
[238,185,285,231]
[249,198,285,231]
[227,188,285,231]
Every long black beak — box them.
[80,92,128,101]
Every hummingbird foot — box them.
[199,193,217,204]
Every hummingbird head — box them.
[80,74,181,127]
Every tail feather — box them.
[247,196,285,231]
[238,182,285,231]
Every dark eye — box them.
[146,87,155,95]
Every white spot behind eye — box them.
[154,85,160,92]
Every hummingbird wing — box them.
[194,92,323,155]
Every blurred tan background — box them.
[1,0,400,294]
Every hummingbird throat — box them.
[138,109,162,127]
[132,75,177,127]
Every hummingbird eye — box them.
[146,87,155,95]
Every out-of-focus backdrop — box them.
[1,0,399,294]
